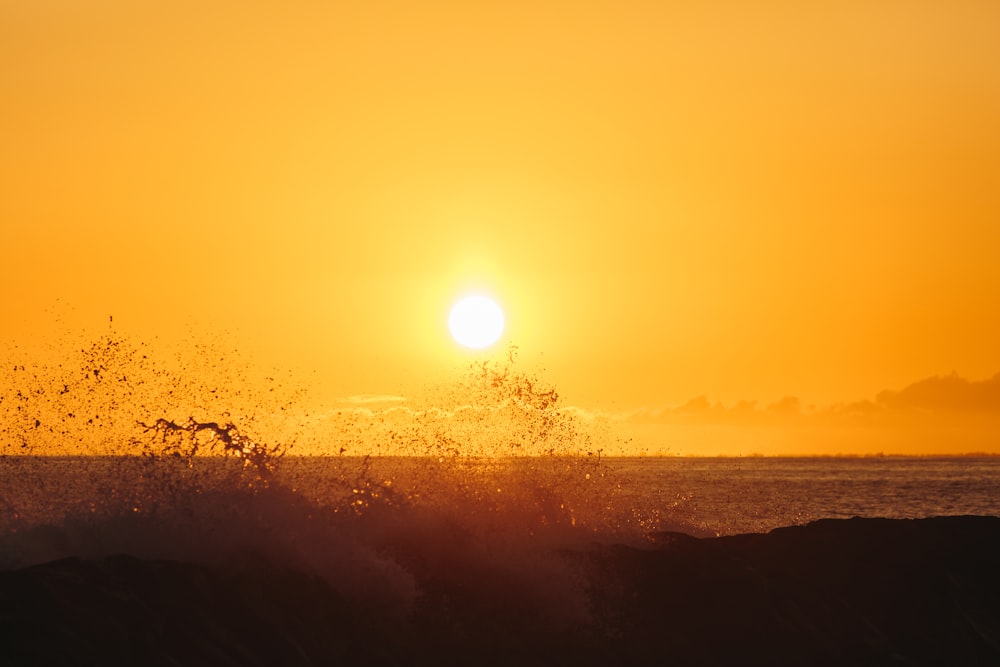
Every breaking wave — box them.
[3,332,1000,665]
[0,332,659,622]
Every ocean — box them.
[2,338,999,664]
[612,455,1000,534]
[6,455,999,552]
[3,453,1000,665]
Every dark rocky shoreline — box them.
[2,516,999,666]
[597,516,1000,665]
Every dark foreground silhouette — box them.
[2,516,999,666]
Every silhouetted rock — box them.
[1,517,998,666]
[593,516,1000,665]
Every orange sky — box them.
[2,1,999,454]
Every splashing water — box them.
[6,330,1000,667]
[138,417,287,479]
[0,330,669,628]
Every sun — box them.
[448,295,505,349]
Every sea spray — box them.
[4,333,1000,665]
[1,330,661,628]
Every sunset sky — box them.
[3,1,999,454]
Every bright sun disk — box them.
[448,296,505,349]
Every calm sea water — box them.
[2,456,998,543]
[610,456,1000,535]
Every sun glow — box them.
[448,296,505,349]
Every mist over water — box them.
[4,331,1000,666]
[0,331,662,622]
[3,332,998,557]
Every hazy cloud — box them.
[308,372,1000,457]
[337,394,407,405]
[875,372,1000,413]
[613,372,1000,429]
[766,396,802,416]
